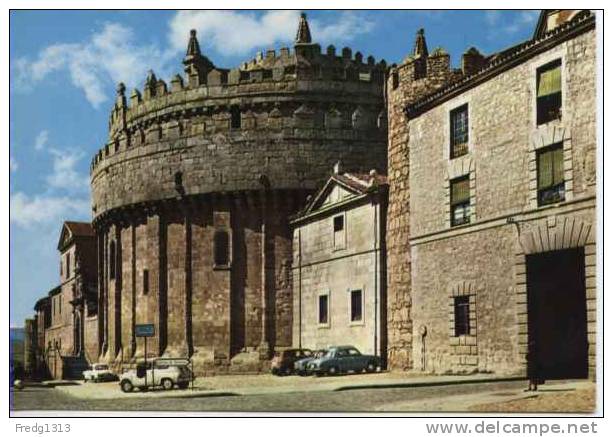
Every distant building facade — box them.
[30,222,98,379]
[386,10,596,376]
[291,166,387,357]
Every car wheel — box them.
[161,378,174,390]
[366,362,376,373]
[327,366,338,376]
[120,380,134,393]
[284,367,292,376]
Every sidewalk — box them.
[375,380,595,413]
[54,371,523,400]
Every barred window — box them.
[537,143,565,206]
[350,289,362,322]
[450,104,469,158]
[450,176,471,226]
[214,230,230,267]
[143,269,149,295]
[454,295,470,336]
[318,294,329,325]
[109,241,116,280]
[230,105,241,129]
[537,60,562,125]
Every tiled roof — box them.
[332,173,388,194]
[64,221,95,238]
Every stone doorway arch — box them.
[513,215,596,378]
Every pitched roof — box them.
[294,171,388,222]
[57,221,95,250]
[64,221,95,237]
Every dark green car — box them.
[307,346,382,376]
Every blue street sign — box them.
[135,323,155,337]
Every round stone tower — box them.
[90,13,388,373]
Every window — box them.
[59,295,61,314]
[454,295,470,336]
[230,105,241,129]
[537,143,565,205]
[333,215,344,232]
[450,176,471,226]
[214,230,230,267]
[66,253,70,278]
[318,294,329,325]
[143,269,149,295]
[391,71,399,90]
[109,241,116,280]
[333,215,345,250]
[60,259,63,276]
[536,59,562,125]
[350,289,362,322]
[450,104,469,158]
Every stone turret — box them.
[413,28,429,58]
[386,28,462,371]
[295,12,312,44]
[183,29,215,87]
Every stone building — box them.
[386,10,596,376]
[23,318,37,379]
[291,164,387,357]
[89,13,387,374]
[30,221,98,379]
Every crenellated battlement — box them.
[89,13,388,220]
[104,15,388,144]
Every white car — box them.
[83,363,117,382]
[119,361,192,392]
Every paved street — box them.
[12,380,535,413]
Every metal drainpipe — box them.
[373,194,379,357]
[298,228,303,349]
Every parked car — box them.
[271,349,312,375]
[83,363,117,382]
[119,360,192,392]
[307,346,382,376]
[294,349,328,376]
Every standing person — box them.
[526,340,540,391]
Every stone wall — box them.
[386,42,462,370]
[96,193,301,374]
[405,27,596,375]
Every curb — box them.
[334,376,526,392]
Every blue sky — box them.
[9,9,539,326]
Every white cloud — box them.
[12,22,171,108]
[10,192,90,228]
[34,130,49,151]
[46,148,90,191]
[168,10,376,57]
[13,12,377,109]
[10,156,18,172]
[311,11,376,45]
[168,10,299,56]
[485,10,539,38]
